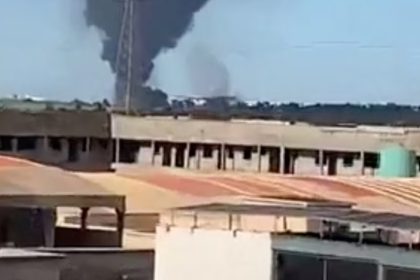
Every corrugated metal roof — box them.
[0,156,124,210]
[115,168,420,215]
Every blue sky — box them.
[1,0,420,104]
[0,0,114,101]
[150,0,420,104]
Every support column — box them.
[319,150,325,175]
[11,138,17,153]
[221,143,226,171]
[279,146,285,174]
[80,207,90,231]
[115,138,120,163]
[42,136,49,161]
[116,209,125,247]
[151,141,156,166]
[257,145,262,172]
[85,137,91,154]
[360,151,365,176]
[322,258,328,280]
[377,264,384,280]
[196,145,202,170]
[43,136,49,151]
[184,142,191,169]
[170,146,177,167]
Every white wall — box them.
[154,226,273,280]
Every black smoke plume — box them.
[85,0,209,110]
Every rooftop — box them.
[109,167,420,215]
[177,202,420,232]
[0,155,124,210]
[0,248,63,259]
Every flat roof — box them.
[0,249,63,259]
[0,156,125,211]
[177,203,420,232]
[274,235,420,270]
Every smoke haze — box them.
[0,0,114,101]
[149,0,420,104]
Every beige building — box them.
[112,115,420,176]
[4,105,420,176]
[155,201,420,280]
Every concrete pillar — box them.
[221,143,226,170]
[42,136,49,151]
[257,145,262,172]
[319,150,325,175]
[42,209,55,248]
[11,138,17,153]
[115,138,120,163]
[116,209,125,247]
[196,145,202,170]
[170,146,177,167]
[322,258,328,280]
[85,137,91,153]
[80,207,89,231]
[360,151,365,176]
[151,141,156,166]
[184,142,191,168]
[377,264,384,280]
[279,146,285,174]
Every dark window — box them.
[98,139,108,149]
[364,153,378,169]
[154,144,161,155]
[49,138,62,151]
[243,147,252,160]
[189,145,196,157]
[17,137,37,151]
[203,145,213,158]
[228,148,234,159]
[260,147,267,156]
[315,153,327,165]
[0,137,12,151]
[343,155,354,167]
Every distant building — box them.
[112,114,420,176]
[4,97,420,176]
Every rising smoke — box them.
[85,0,209,108]
[0,0,114,101]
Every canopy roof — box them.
[0,156,125,211]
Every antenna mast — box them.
[115,0,135,114]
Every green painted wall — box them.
[378,146,417,178]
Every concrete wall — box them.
[0,207,55,247]
[0,258,62,280]
[154,226,273,280]
[55,227,119,248]
[42,249,154,280]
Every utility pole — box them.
[115,0,135,114]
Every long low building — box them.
[3,98,420,176]
[112,114,420,176]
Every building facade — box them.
[3,103,420,176]
[0,110,112,171]
[112,115,420,176]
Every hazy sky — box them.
[1,0,420,104]
[0,0,114,101]
[150,0,420,104]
